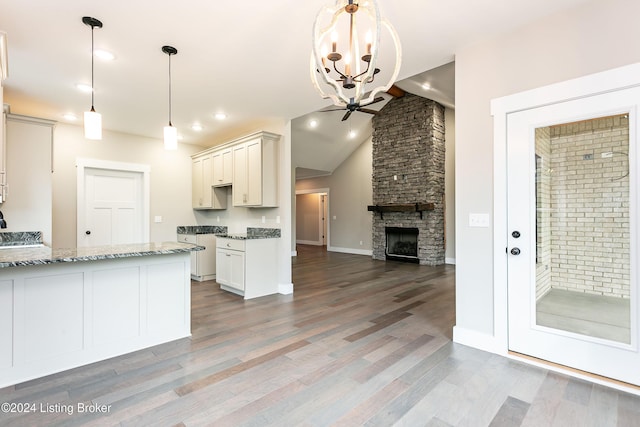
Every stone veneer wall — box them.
[371,93,445,265]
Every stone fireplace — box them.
[371,93,445,266]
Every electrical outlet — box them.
[261,216,266,224]
[154,216,162,223]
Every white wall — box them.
[454,0,640,339]
[53,123,203,248]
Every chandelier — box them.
[310,0,401,109]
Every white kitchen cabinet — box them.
[177,232,217,281]
[212,147,232,186]
[192,153,226,210]
[216,237,278,299]
[232,132,280,207]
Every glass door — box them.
[507,87,640,385]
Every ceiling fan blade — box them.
[358,108,378,115]
[320,108,347,112]
[342,111,352,121]
[368,96,385,105]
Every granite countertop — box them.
[217,227,281,240]
[177,225,228,235]
[0,241,203,268]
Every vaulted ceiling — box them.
[0,1,593,161]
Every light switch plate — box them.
[154,216,162,223]
[469,213,490,228]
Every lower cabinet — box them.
[216,237,278,299]
[177,233,217,281]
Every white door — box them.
[507,86,640,384]
[78,167,145,247]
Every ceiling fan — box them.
[321,96,385,121]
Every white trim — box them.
[328,246,372,256]
[452,326,505,355]
[291,250,298,257]
[278,282,294,295]
[76,158,150,246]
[491,62,640,357]
[445,257,456,265]
[296,239,323,246]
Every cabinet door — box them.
[228,250,245,291]
[222,148,233,185]
[192,158,203,208]
[212,151,224,186]
[246,139,262,206]
[201,155,213,207]
[216,249,230,285]
[232,144,248,206]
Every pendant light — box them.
[162,45,178,150]
[82,16,103,140]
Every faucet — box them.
[0,211,7,229]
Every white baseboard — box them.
[279,282,294,295]
[328,246,373,256]
[452,326,505,355]
[445,257,456,265]
[296,240,323,246]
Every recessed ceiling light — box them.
[76,83,93,93]
[421,83,432,90]
[348,130,356,139]
[63,113,78,121]
[94,49,115,61]
[191,123,203,132]
[214,113,227,120]
[309,119,318,128]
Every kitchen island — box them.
[0,241,201,388]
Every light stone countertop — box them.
[0,241,203,268]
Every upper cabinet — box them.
[192,153,226,210]
[212,147,232,186]
[232,132,279,208]
[192,131,280,210]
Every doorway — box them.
[493,63,640,387]
[76,158,150,247]
[295,189,329,248]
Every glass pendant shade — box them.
[84,108,102,140]
[311,0,401,107]
[164,124,178,150]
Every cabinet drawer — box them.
[216,238,245,251]
[177,234,197,244]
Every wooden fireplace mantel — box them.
[367,203,435,219]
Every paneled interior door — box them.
[507,86,640,385]
[77,164,147,247]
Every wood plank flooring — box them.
[1,245,640,426]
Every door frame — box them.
[76,158,150,246]
[490,64,640,394]
[295,188,330,250]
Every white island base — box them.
[0,249,192,388]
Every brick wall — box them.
[371,93,445,265]
[540,115,630,298]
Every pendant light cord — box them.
[168,53,172,126]
[90,24,95,111]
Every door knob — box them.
[510,247,520,255]
[512,231,521,238]
[85,230,91,235]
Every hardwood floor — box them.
[1,245,640,426]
